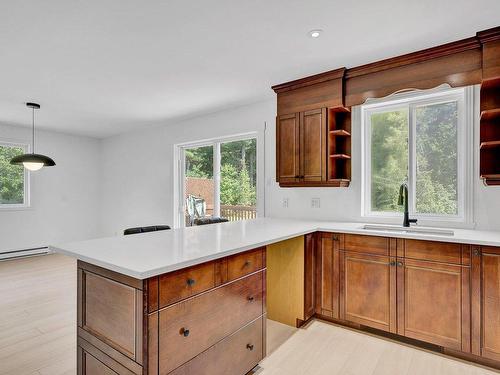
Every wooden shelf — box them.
[481,174,500,179]
[330,154,351,159]
[329,130,351,136]
[481,108,500,121]
[480,140,500,149]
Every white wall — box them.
[100,87,500,235]
[99,101,270,236]
[0,123,101,253]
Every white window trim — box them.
[0,139,30,210]
[174,132,261,228]
[361,85,474,227]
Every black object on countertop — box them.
[123,225,171,235]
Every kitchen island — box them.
[51,218,500,374]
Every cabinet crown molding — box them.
[272,67,346,94]
[477,26,500,43]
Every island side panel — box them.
[77,260,147,375]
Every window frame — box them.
[0,140,30,210]
[361,85,474,226]
[175,132,260,228]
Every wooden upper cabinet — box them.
[300,109,327,182]
[276,109,327,185]
[276,113,300,183]
[340,251,396,333]
[397,258,470,351]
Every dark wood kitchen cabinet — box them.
[273,68,351,187]
[471,246,500,362]
[315,233,340,319]
[340,250,397,333]
[77,247,266,375]
[276,108,327,185]
[397,258,470,351]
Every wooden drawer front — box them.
[81,271,140,360]
[227,248,265,282]
[403,239,463,264]
[343,234,389,256]
[158,271,264,374]
[169,316,264,375]
[78,339,137,375]
[159,261,215,308]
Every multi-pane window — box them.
[179,135,258,226]
[0,142,29,208]
[362,86,473,224]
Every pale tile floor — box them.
[0,254,498,375]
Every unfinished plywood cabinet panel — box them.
[266,236,305,327]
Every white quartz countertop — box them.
[50,218,500,279]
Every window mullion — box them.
[408,105,417,216]
[214,142,221,218]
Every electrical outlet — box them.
[311,198,321,208]
[282,198,289,208]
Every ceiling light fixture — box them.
[308,29,323,38]
[10,102,56,171]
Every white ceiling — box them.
[1,0,499,138]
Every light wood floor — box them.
[0,254,76,375]
[1,254,498,375]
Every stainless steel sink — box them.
[361,224,454,237]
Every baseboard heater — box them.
[0,246,50,261]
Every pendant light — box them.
[10,102,55,171]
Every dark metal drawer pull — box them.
[186,278,196,286]
[247,296,255,302]
[180,327,190,337]
[244,260,251,267]
[246,343,254,351]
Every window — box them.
[0,141,29,208]
[362,86,473,224]
[177,134,258,227]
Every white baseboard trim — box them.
[0,247,51,261]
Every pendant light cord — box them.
[32,106,35,154]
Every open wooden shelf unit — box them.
[327,107,351,184]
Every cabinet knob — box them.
[389,261,396,266]
[186,278,196,286]
[396,261,404,267]
[180,328,190,337]
[332,234,339,241]
[247,296,255,302]
[473,248,481,257]
[246,343,254,351]
[244,260,251,267]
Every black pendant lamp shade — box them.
[10,102,56,171]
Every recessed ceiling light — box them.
[308,29,323,38]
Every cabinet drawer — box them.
[159,261,216,308]
[402,239,465,264]
[343,234,389,256]
[227,247,265,282]
[169,316,264,375]
[158,271,264,374]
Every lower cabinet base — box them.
[314,315,500,371]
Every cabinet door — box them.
[479,247,500,361]
[340,251,396,333]
[304,233,316,321]
[300,109,327,182]
[315,233,340,319]
[276,113,300,183]
[397,258,470,351]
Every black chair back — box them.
[124,225,171,235]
